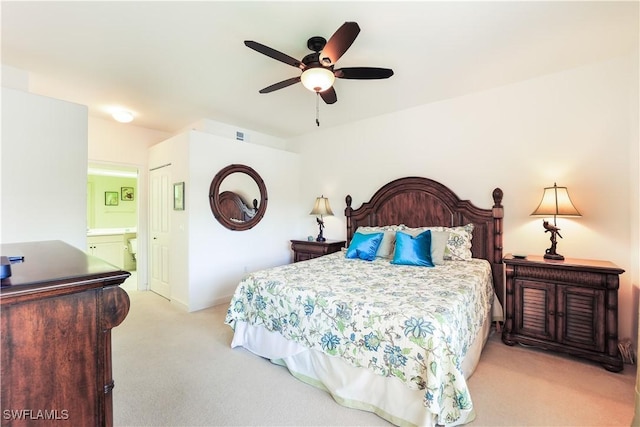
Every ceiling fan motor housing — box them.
[307,36,327,52]
[302,52,331,70]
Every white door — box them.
[149,165,171,299]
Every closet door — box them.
[149,165,171,299]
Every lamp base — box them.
[544,252,565,261]
[315,217,326,242]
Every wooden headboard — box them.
[218,191,258,223]
[345,177,504,304]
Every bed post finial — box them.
[492,188,503,207]
[345,195,353,244]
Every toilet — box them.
[128,238,137,261]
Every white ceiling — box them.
[2,1,638,138]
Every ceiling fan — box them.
[244,22,394,106]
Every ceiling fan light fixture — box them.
[300,67,335,92]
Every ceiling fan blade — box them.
[319,87,337,104]
[258,77,301,94]
[334,67,394,79]
[320,22,360,66]
[244,41,304,70]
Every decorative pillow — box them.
[356,225,405,258]
[402,227,449,265]
[440,224,474,261]
[346,232,384,261]
[429,231,450,265]
[391,231,434,267]
[404,224,474,261]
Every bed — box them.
[225,177,504,427]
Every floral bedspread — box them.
[225,251,494,425]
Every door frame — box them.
[87,161,146,290]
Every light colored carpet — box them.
[112,290,636,426]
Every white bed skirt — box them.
[230,314,492,427]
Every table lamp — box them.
[310,195,334,242]
[531,182,581,260]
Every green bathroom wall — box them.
[87,175,137,229]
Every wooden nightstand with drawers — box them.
[290,239,345,262]
[502,254,625,372]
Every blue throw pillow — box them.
[346,232,384,261]
[391,230,434,267]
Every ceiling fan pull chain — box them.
[316,92,320,126]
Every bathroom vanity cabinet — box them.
[87,232,136,271]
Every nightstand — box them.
[290,239,346,262]
[502,254,625,372]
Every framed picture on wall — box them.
[105,191,119,206]
[173,182,185,211]
[121,187,134,201]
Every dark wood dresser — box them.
[502,254,624,372]
[1,240,131,426]
[290,239,346,262]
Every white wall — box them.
[150,130,300,312]
[182,119,288,151]
[1,65,29,90]
[89,116,168,163]
[288,54,639,345]
[1,88,88,249]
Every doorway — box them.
[87,162,140,292]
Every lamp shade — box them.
[531,183,581,218]
[310,196,334,216]
[300,67,335,93]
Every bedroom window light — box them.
[310,195,334,242]
[531,182,581,260]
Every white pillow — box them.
[429,231,450,265]
[356,225,405,258]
